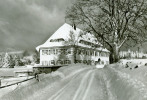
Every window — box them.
[48,50,51,55]
[45,50,48,55]
[78,50,82,55]
[65,60,71,64]
[90,51,93,56]
[53,49,56,54]
[79,40,96,47]
[76,49,79,54]
[60,49,63,54]
[92,51,94,56]
[56,49,58,54]
[42,50,48,55]
[42,61,48,66]
[95,51,97,56]
[60,49,67,54]
[51,60,55,65]
[82,49,85,55]
[64,49,67,54]
[50,39,54,42]
[50,38,65,42]
[42,50,45,55]
[79,40,83,44]
[57,60,63,65]
[86,50,88,55]
[56,49,61,54]
[67,49,71,54]
[87,50,90,55]
[45,61,48,66]
[58,38,64,42]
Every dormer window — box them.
[58,38,64,42]
[50,39,54,42]
[50,38,65,42]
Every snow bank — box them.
[120,59,147,65]
[1,64,147,100]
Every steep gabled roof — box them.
[47,23,80,42]
[36,23,109,52]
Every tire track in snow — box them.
[47,68,92,100]
[27,67,90,100]
[72,69,94,100]
[82,71,95,100]
[102,73,117,100]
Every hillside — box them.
[1,64,147,100]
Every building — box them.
[119,49,147,59]
[36,23,109,66]
[14,70,33,77]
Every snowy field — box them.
[0,63,147,100]
[119,59,147,65]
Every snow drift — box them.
[1,64,147,100]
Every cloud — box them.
[0,0,71,51]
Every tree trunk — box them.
[73,47,77,64]
[109,44,120,64]
[72,45,77,64]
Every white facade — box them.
[119,49,147,59]
[36,23,109,66]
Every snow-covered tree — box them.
[14,55,23,67]
[3,53,15,68]
[0,55,3,68]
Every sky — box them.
[0,0,72,52]
[0,0,146,52]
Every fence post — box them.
[0,79,1,87]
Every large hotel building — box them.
[36,23,109,66]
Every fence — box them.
[0,76,35,89]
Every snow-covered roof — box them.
[36,23,109,52]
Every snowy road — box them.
[1,64,147,100]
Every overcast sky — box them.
[0,0,72,52]
[0,0,146,52]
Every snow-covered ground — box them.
[120,59,147,65]
[1,76,34,86]
[1,63,147,100]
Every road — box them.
[1,64,147,100]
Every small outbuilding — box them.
[33,65,64,74]
[14,70,33,77]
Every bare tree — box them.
[32,50,40,64]
[66,0,147,63]
[65,26,83,63]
